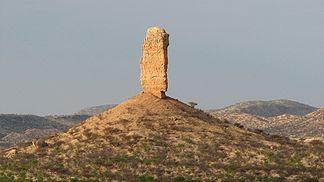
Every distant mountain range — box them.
[211,100,323,139]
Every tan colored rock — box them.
[140,27,169,98]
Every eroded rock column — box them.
[140,27,169,98]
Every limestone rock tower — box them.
[140,27,169,98]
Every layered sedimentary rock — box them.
[140,27,169,98]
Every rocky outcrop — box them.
[140,27,169,98]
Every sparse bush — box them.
[188,102,198,108]
[0,175,12,182]
[234,123,244,129]
[136,175,154,182]
[173,176,186,182]
[257,175,285,182]
[254,129,264,134]
[300,177,319,182]
[70,179,99,182]
[173,176,202,182]
[309,140,323,146]
[111,155,138,163]
[224,162,241,172]
[143,157,161,165]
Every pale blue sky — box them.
[0,0,323,115]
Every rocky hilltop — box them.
[0,27,323,181]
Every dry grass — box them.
[0,93,323,181]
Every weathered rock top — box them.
[140,27,169,98]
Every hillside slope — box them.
[0,93,323,181]
[212,107,324,139]
[264,108,324,138]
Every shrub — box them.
[173,176,186,182]
[234,123,244,129]
[136,175,154,182]
[0,175,12,182]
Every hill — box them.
[0,93,323,181]
[264,108,324,138]
[0,114,66,139]
[0,105,118,150]
[75,104,116,115]
[212,101,323,138]
[211,100,317,117]
[0,115,89,150]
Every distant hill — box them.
[211,100,323,138]
[44,115,89,126]
[263,108,324,138]
[0,114,66,137]
[0,129,59,149]
[213,108,324,138]
[0,105,117,150]
[211,100,317,117]
[0,114,89,149]
[75,104,116,115]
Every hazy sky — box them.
[0,0,323,115]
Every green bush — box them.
[136,175,154,182]
[0,175,12,182]
[173,176,186,182]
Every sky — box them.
[0,0,323,115]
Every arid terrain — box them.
[0,114,89,150]
[1,100,323,150]
[0,27,323,181]
[211,100,324,139]
[0,93,323,181]
[75,104,116,116]
[0,105,116,150]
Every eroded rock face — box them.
[140,27,169,98]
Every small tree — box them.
[188,102,198,108]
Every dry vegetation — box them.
[212,108,324,139]
[0,115,89,149]
[0,93,323,181]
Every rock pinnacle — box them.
[140,27,169,98]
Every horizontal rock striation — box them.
[140,27,169,98]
